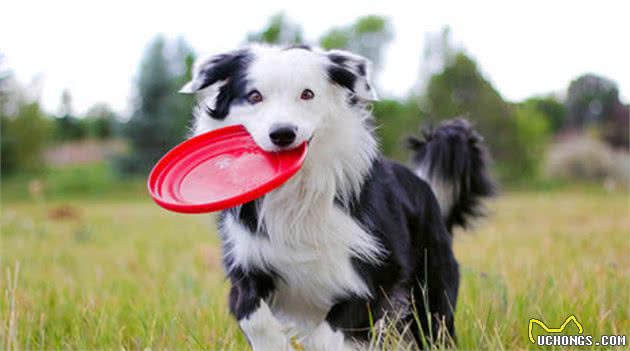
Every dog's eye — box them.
[247,90,263,105]
[300,89,315,101]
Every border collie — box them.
[180,44,494,350]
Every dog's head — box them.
[181,45,378,152]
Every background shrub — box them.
[545,134,630,183]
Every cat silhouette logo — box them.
[528,315,584,343]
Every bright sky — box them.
[2,0,628,116]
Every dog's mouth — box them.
[268,135,313,154]
[265,134,314,153]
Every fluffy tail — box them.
[407,118,495,231]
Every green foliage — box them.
[522,96,566,133]
[52,90,92,141]
[507,105,550,179]
[425,53,510,121]
[372,98,424,160]
[42,163,119,195]
[1,101,52,175]
[247,13,303,44]
[424,53,511,168]
[423,50,552,182]
[52,105,117,141]
[83,116,112,139]
[0,59,53,175]
[319,15,393,70]
[84,103,118,139]
[53,115,87,141]
[319,28,350,50]
[0,165,143,203]
[0,163,146,202]
[115,36,195,175]
[354,15,387,34]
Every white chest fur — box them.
[222,204,381,326]
[219,117,382,331]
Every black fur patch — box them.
[197,49,252,120]
[284,44,311,51]
[211,111,492,347]
[328,53,349,65]
[327,65,356,93]
[330,159,460,345]
[227,266,276,320]
[220,200,269,241]
[407,118,496,231]
[232,200,262,234]
[357,62,366,76]
[218,208,275,321]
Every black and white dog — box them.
[180,44,494,350]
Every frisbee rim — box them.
[147,124,307,214]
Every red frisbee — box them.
[148,125,307,213]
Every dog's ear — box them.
[180,49,249,94]
[325,49,378,102]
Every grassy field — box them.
[1,186,628,350]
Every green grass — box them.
[1,187,628,350]
[1,164,147,202]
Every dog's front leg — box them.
[302,321,358,351]
[239,300,293,351]
[228,270,292,351]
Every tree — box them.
[372,98,424,161]
[84,103,118,139]
[565,73,628,148]
[1,76,52,174]
[116,35,195,174]
[319,15,393,73]
[247,13,304,45]
[522,95,566,133]
[425,54,513,151]
[510,105,550,178]
[565,74,619,128]
[53,89,87,141]
[423,46,549,181]
[53,115,86,141]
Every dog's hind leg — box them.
[408,192,460,348]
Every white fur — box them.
[194,46,328,151]
[239,301,292,351]
[191,45,384,349]
[415,165,457,217]
[219,98,383,339]
[326,49,378,101]
[303,322,357,351]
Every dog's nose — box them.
[269,124,297,147]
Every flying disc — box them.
[148,125,307,213]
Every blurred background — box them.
[1,1,628,350]
[1,2,628,195]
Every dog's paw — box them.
[302,323,356,351]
